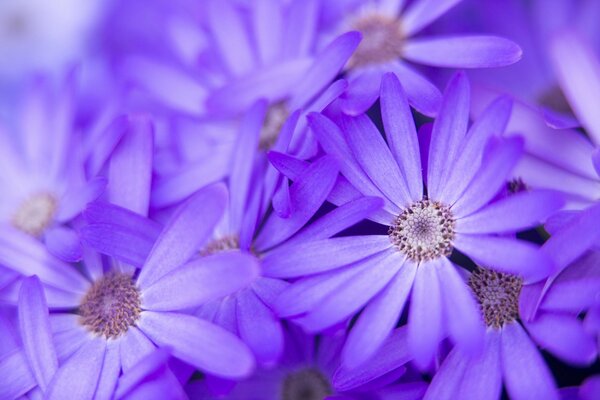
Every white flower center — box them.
[12,192,57,236]
[347,13,404,69]
[260,103,289,150]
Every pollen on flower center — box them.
[281,368,332,400]
[79,272,141,339]
[347,13,404,69]
[12,192,57,236]
[389,199,455,263]
[260,103,289,150]
[468,267,523,328]
[200,235,240,256]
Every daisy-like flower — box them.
[324,0,522,116]
[0,75,105,262]
[270,72,563,369]
[1,183,260,399]
[186,324,425,400]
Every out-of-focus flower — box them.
[271,73,562,369]
[323,0,522,116]
[0,75,106,262]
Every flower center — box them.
[347,13,404,69]
[389,199,455,263]
[507,178,528,194]
[260,103,289,150]
[468,267,523,328]
[79,272,141,339]
[12,192,57,236]
[200,235,240,256]
[281,368,332,400]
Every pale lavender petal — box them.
[0,349,37,399]
[341,113,412,206]
[550,31,600,144]
[107,115,154,216]
[436,258,485,354]
[389,61,442,117]
[451,137,523,217]
[207,0,255,76]
[456,190,565,234]
[94,341,121,400]
[427,72,470,200]
[380,73,423,201]
[423,347,468,400]
[18,276,58,391]
[139,311,255,378]
[301,251,402,332]
[254,156,339,251]
[119,327,156,373]
[236,289,284,366]
[440,95,513,204]
[407,261,443,368]
[289,31,361,110]
[525,312,597,366]
[401,0,462,36]
[56,177,107,222]
[138,183,228,288]
[404,36,522,68]
[454,234,554,283]
[262,236,391,278]
[338,68,384,116]
[342,258,415,369]
[47,337,107,400]
[334,328,411,392]
[252,0,282,64]
[282,0,318,58]
[45,226,82,263]
[457,330,502,400]
[501,322,559,400]
[141,252,260,311]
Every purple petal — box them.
[137,183,228,288]
[139,311,255,378]
[407,261,442,368]
[427,72,470,200]
[46,337,107,400]
[342,259,415,369]
[454,234,554,283]
[252,0,282,65]
[456,190,565,234]
[254,156,339,251]
[207,0,255,76]
[525,312,597,366]
[380,73,423,201]
[56,177,107,222]
[288,31,361,110]
[236,289,284,366]
[440,95,513,204]
[107,115,154,216]
[401,0,462,36]
[341,113,412,207]
[262,235,391,278]
[282,0,318,58]
[119,327,156,373]
[18,276,58,391]
[458,330,502,400]
[404,36,522,68]
[437,258,485,354]
[581,375,600,400]
[0,349,37,399]
[334,328,411,392]
[500,322,559,400]
[338,68,384,116]
[94,342,121,400]
[45,226,82,262]
[115,348,171,399]
[423,347,468,400]
[141,252,260,310]
[550,31,600,144]
[451,137,524,217]
[301,251,402,332]
[288,196,385,243]
[389,61,442,117]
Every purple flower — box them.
[271,72,563,369]
[323,0,522,116]
[2,183,260,399]
[0,75,106,262]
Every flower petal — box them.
[389,61,442,117]
[142,252,260,311]
[401,0,462,36]
[137,183,228,288]
[404,36,522,68]
[45,226,82,263]
[47,337,107,400]
[18,276,58,392]
[501,322,559,400]
[139,311,255,379]
[0,349,37,399]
